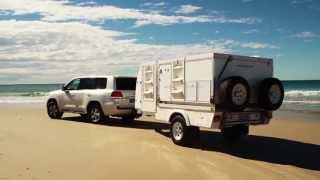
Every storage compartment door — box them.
[185,59,213,103]
[141,64,157,112]
[159,64,172,101]
[135,68,142,109]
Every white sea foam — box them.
[1,90,320,105]
[285,90,320,98]
[0,96,46,104]
[283,100,320,104]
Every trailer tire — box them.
[223,77,250,111]
[170,115,192,146]
[258,78,284,110]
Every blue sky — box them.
[0,0,319,84]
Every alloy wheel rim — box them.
[90,108,101,123]
[232,83,247,106]
[172,121,183,141]
[49,103,58,117]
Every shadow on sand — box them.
[62,116,320,171]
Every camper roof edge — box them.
[140,52,273,66]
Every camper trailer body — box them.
[135,53,283,144]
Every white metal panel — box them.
[159,63,172,101]
[197,80,211,102]
[185,59,212,81]
[185,58,213,103]
[185,53,213,61]
[187,111,214,128]
[155,104,216,128]
[134,67,142,109]
[185,81,196,102]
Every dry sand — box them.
[0,104,319,180]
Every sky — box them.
[0,0,319,84]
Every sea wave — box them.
[0,89,320,104]
[283,100,320,104]
[284,90,320,103]
[285,90,320,97]
[20,91,49,97]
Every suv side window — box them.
[65,79,80,90]
[96,78,107,89]
[115,77,136,90]
[79,78,96,90]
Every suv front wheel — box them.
[47,100,63,119]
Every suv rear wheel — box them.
[87,103,105,123]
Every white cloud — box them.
[175,4,202,14]
[142,2,166,7]
[0,0,261,27]
[0,20,277,84]
[291,0,312,4]
[77,1,97,6]
[0,20,229,83]
[208,39,279,49]
[294,31,317,38]
[243,29,259,34]
[239,42,279,49]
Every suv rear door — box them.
[114,77,136,108]
[76,78,107,111]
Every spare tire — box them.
[222,77,250,111]
[258,78,284,110]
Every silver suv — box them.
[46,76,137,123]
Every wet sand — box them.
[0,104,319,180]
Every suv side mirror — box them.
[62,85,66,91]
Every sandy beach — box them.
[0,104,319,180]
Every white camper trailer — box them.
[135,53,284,145]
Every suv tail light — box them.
[111,90,123,98]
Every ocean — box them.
[0,80,319,112]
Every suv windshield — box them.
[65,79,80,90]
[115,77,136,90]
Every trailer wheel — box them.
[170,115,192,146]
[258,78,284,110]
[223,77,250,111]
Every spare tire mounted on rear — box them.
[258,78,284,110]
[220,76,250,111]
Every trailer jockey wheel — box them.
[259,78,284,110]
[223,77,250,111]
